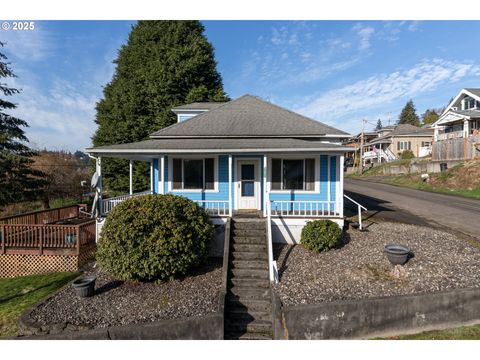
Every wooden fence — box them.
[0,204,87,225]
[432,135,480,161]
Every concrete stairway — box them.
[224,218,273,340]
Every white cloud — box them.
[0,22,54,61]
[297,59,480,123]
[353,23,375,50]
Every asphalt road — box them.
[344,178,480,240]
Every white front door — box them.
[237,160,259,210]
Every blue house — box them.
[86,94,352,251]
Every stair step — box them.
[230,268,269,279]
[226,309,272,322]
[225,319,272,334]
[229,277,270,288]
[230,259,267,270]
[231,251,267,261]
[232,236,265,245]
[228,287,271,300]
[232,243,266,253]
[233,221,266,230]
[225,331,273,340]
[226,298,272,312]
[233,229,266,237]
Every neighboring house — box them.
[362,124,433,165]
[432,88,480,161]
[85,95,352,249]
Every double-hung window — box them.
[271,158,315,191]
[397,141,411,151]
[172,158,215,190]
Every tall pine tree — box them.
[374,119,383,131]
[0,42,46,208]
[399,100,420,126]
[92,21,229,194]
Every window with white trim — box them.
[271,158,315,191]
[172,158,214,190]
[397,141,411,151]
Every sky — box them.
[2,20,480,151]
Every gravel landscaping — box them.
[274,222,480,306]
[28,257,222,330]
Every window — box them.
[178,114,195,122]
[271,158,315,191]
[421,141,431,147]
[397,141,411,151]
[463,97,478,110]
[172,158,215,190]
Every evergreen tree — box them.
[374,119,383,131]
[92,21,229,194]
[0,42,46,208]
[421,109,440,125]
[398,100,420,126]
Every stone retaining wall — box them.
[274,287,480,339]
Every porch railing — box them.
[269,200,339,217]
[0,204,84,225]
[437,130,464,140]
[194,201,229,217]
[100,191,152,215]
[0,220,96,255]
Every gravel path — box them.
[274,222,480,306]
[29,258,222,329]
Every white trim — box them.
[167,155,219,193]
[263,155,267,217]
[439,88,480,118]
[86,148,353,155]
[228,155,232,217]
[150,160,153,193]
[327,155,331,203]
[159,156,165,195]
[234,158,262,211]
[267,154,320,194]
[129,160,133,195]
[339,155,344,218]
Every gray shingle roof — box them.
[451,109,480,118]
[465,88,480,98]
[171,102,227,112]
[389,124,433,136]
[151,95,349,138]
[86,137,352,154]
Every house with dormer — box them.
[432,88,480,161]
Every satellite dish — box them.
[91,172,99,188]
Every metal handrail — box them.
[343,194,367,230]
[266,200,278,284]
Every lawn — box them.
[383,323,480,340]
[0,272,79,338]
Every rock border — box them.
[273,287,480,340]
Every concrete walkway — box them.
[345,179,480,241]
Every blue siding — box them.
[152,154,339,211]
[164,156,168,194]
[152,159,159,193]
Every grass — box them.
[381,323,480,340]
[385,175,480,200]
[0,272,79,338]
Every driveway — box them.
[344,178,480,241]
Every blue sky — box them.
[2,20,480,151]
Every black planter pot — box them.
[72,276,96,298]
[384,244,411,265]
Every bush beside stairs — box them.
[224,218,273,340]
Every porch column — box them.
[434,126,439,141]
[263,155,267,217]
[339,155,344,218]
[129,160,133,195]
[159,156,165,194]
[464,119,470,138]
[150,159,153,193]
[228,155,232,217]
[96,156,102,216]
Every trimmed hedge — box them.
[300,220,342,252]
[96,194,213,281]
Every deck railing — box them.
[269,200,339,217]
[437,130,464,140]
[0,204,85,225]
[100,191,153,215]
[194,200,229,217]
[0,219,96,255]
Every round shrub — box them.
[96,194,213,281]
[400,149,414,159]
[300,220,342,252]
